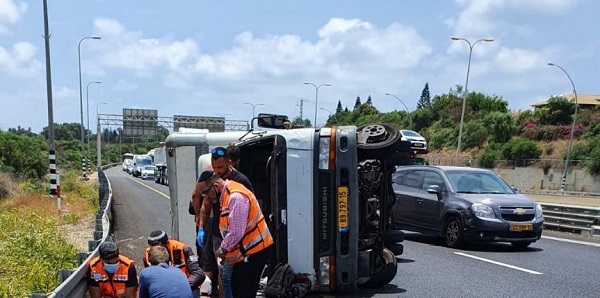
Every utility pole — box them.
[42,0,60,210]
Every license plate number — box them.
[414,143,423,147]
[338,186,348,232]
[510,224,533,231]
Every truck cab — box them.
[166,114,411,293]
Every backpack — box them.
[264,263,296,298]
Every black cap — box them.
[148,230,168,246]
[99,241,119,260]
[199,170,214,182]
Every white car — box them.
[399,129,427,152]
[141,165,155,180]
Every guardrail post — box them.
[28,294,46,298]
[78,252,89,266]
[88,239,100,252]
[59,269,73,282]
[94,230,103,240]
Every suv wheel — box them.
[443,216,465,248]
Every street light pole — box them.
[78,36,101,178]
[384,93,412,129]
[451,36,494,166]
[86,81,101,174]
[319,107,338,124]
[304,82,332,127]
[547,62,579,192]
[96,102,107,168]
[243,102,265,119]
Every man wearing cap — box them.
[139,245,193,298]
[87,241,138,298]
[143,230,206,295]
[198,170,272,298]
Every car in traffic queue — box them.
[399,129,427,153]
[390,165,544,249]
[140,165,155,180]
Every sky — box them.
[0,0,598,133]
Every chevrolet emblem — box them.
[514,208,526,215]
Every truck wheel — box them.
[358,248,397,289]
[356,124,400,150]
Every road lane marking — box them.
[542,235,600,247]
[454,252,543,275]
[125,175,170,199]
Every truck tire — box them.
[358,248,397,289]
[356,124,400,150]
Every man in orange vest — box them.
[143,230,206,295]
[87,241,138,298]
[197,170,273,298]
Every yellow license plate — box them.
[510,224,533,231]
[338,186,349,232]
[414,143,423,147]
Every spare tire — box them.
[357,124,400,150]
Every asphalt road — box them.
[105,167,600,297]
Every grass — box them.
[0,170,98,297]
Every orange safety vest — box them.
[143,240,190,276]
[89,255,136,297]
[219,181,273,264]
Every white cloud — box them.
[113,79,138,92]
[495,47,546,72]
[93,17,432,91]
[449,0,577,39]
[0,0,26,35]
[0,42,42,77]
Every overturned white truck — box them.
[165,114,410,294]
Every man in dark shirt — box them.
[139,245,193,298]
[196,147,253,297]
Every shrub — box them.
[0,172,18,199]
[501,138,542,164]
[478,148,498,168]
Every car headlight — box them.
[471,203,495,219]
[535,203,544,219]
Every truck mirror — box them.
[256,113,290,129]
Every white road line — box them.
[126,175,170,199]
[542,235,600,247]
[454,252,543,275]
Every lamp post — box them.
[96,102,107,168]
[304,82,331,127]
[78,36,101,178]
[244,102,265,119]
[548,62,579,191]
[451,36,494,165]
[86,81,101,174]
[319,107,338,124]
[384,93,412,130]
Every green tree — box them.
[336,100,343,113]
[417,82,431,109]
[534,96,575,125]
[366,95,373,105]
[484,112,515,143]
[354,96,362,109]
[0,131,47,179]
[500,138,542,166]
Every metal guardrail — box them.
[29,165,116,298]
[540,203,600,237]
[521,189,600,198]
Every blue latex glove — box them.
[196,228,205,247]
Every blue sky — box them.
[1,0,598,133]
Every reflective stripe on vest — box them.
[219,181,273,264]
[143,240,190,276]
[89,255,135,297]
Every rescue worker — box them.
[87,241,138,298]
[143,230,206,295]
[195,147,254,297]
[198,170,273,298]
[139,245,193,298]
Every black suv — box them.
[391,166,544,249]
